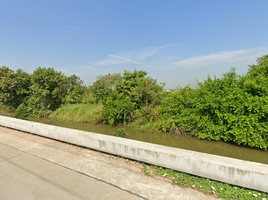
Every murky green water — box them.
[29,117,268,165]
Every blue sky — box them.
[1,0,268,89]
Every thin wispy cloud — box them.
[165,48,268,70]
[108,54,145,65]
[93,44,179,67]
[93,57,126,66]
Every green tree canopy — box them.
[27,67,84,117]
[248,54,268,77]
[0,66,31,108]
[102,69,165,125]
[92,73,122,103]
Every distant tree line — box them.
[0,66,85,118]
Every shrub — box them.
[115,69,164,109]
[13,103,29,119]
[157,59,268,149]
[92,73,122,103]
[0,67,30,108]
[113,128,128,138]
[92,79,111,103]
[81,87,96,104]
[102,69,164,125]
[247,54,268,78]
[102,92,135,125]
[63,75,87,104]
[91,73,122,103]
[27,67,85,117]
[27,67,67,117]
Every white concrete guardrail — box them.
[0,116,267,193]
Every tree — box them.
[63,74,87,104]
[115,69,164,109]
[248,54,268,77]
[27,67,67,117]
[92,73,122,103]
[102,69,165,125]
[96,73,122,89]
[0,66,30,108]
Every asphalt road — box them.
[0,126,217,200]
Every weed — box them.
[149,165,268,200]
[113,128,129,138]
[13,103,29,119]
[142,163,149,176]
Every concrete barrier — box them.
[0,116,267,193]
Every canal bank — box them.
[0,116,267,193]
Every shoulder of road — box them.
[0,126,217,200]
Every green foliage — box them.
[142,163,149,176]
[0,102,15,113]
[248,54,268,78]
[92,79,111,103]
[63,75,87,104]
[157,56,268,149]
[150,165,268,199]
[131,105,161,133]
[155,86,197,133]
[13,103,29,119]
[27,67,85,117]
[3,54,268,151]
[27,67,67,117]
[97,73,122,89]
[113,128,128,138]
[51,103,103,123]
[80,87,96,104]
[0,66,85,118]
[103,69,164,125]
[103,92,135,125]
[0,66,31,108]
[92,73,122,103]
[115,69,164,109]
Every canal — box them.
[29,117,268,165]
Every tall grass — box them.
[51,103,103,123]
[0,102,15,116]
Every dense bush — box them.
[92,79,111,103]
[13,103,29,119]
[0,66,86,117]
[247,54,268,78]
[63,75,87,104]
[19,67,84,118]
[0,66,31,108]
[92,73,121,103]
[102,69,164,125]
[156,55,268,149]
[27,67,67,117]
[102,91,135,125]
[155,86,197,133]
[115,69,164,108]
[80,87,97,104]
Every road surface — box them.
[0,126,217,200]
